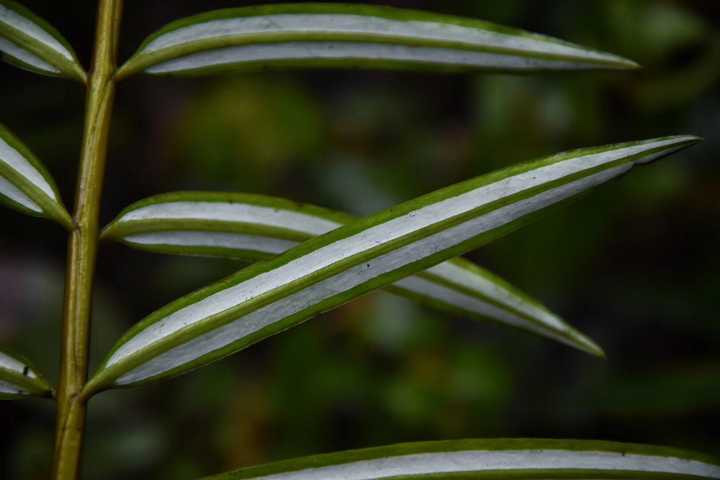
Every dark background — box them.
[1,1,719,478]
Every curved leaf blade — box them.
[87,135,698,393]
[0,124,73,228]
[0,348,52,399]
[102,193,350,261]
[102,192,603,357]
[118,4,638,79]
[0,0,85,80]
[201,439,720,480]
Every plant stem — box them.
[53,1,123,478]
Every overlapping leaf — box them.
[202,439,720,480]
[118,3,638,78]
[102,192,603,357]
[0,348,52,399]
[0,0,85,80]
[86,136,698,393]
[0,124,72,228]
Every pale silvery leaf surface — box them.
[202,439,720,480]
[102,192,604,357]
[118,3,638,78]
[0,348,52,399]
[86,135,698,393]
[0,124,73,228]
[0,0,85,80]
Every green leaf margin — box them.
[118,3,638,78]
[0,348,53,400]
[202,439,720,480]
[0,124,73,228]
[85,136,699,394]
[0,0,86,80]
[101,191,604,357]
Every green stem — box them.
[52,1,123,478]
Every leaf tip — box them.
[590,343,607,359]
[635,134,703,166]
[675,134,704,152]
[679,134,703,145]
[617,57,641,70]
[590,52,640,71]
[568,329,605,358]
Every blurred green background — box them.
[1,0,719,478]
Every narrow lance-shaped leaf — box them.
[102,192,603,357]
[0,124,73,228]
[86,136,698,393]
[117,3,638,79]
[0,0,85,80]
[0,348,52,400]
[201,439,720,480]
